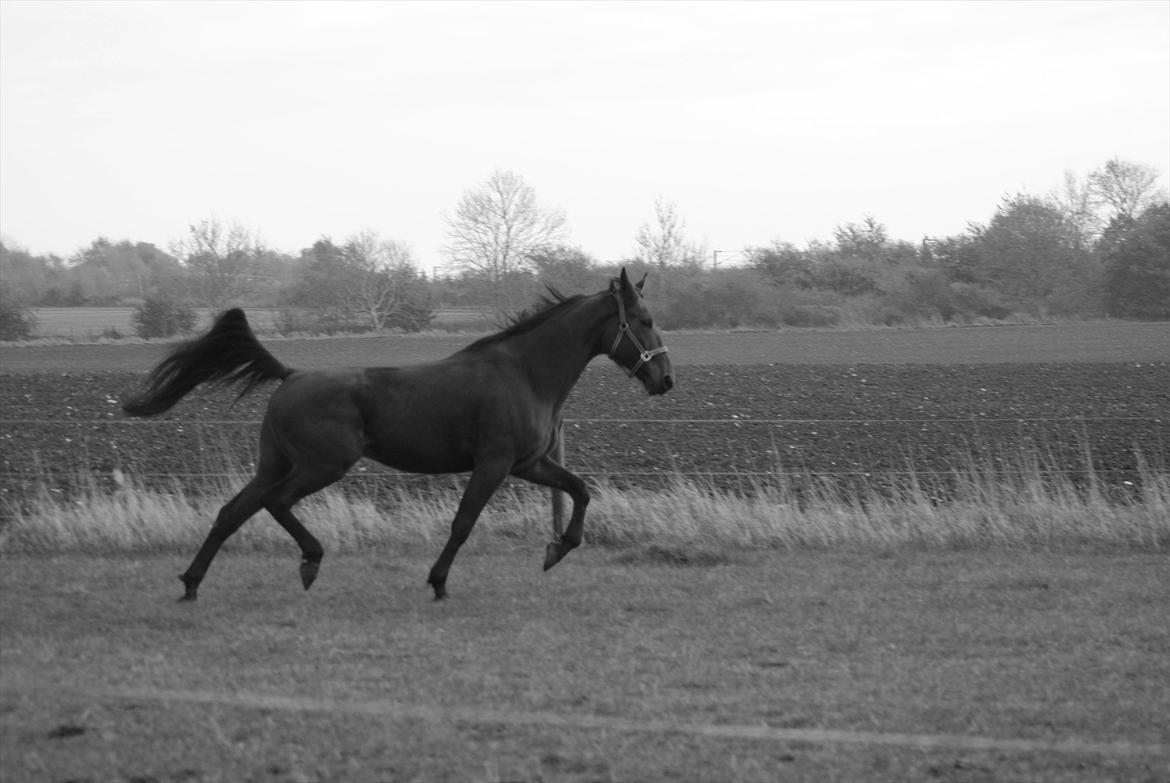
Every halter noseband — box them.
[609,292,669,378]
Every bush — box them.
[659,269,793,329]
[132,296,198,338]
[1103,203,1170,320]
[0,290,36,340]
[274,307,369,336]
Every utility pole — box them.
[713,250,733,270]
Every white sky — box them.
[1,0,1167,270]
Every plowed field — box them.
[2,323,1168,503]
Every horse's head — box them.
[606,268,674,395]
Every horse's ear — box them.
[635,272,647,293]
[612,267,634,299]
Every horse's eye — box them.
[640,318,653,328]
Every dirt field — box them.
[4,319,1168,372]
[2,549,1168,783]
[2,324,1169,499]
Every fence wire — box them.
[1,416,1163,426]
[2,415,1164,486]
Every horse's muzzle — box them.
[643,366,673,396]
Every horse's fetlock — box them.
[178,573,200,602]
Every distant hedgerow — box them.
[0,289,36,340]
[132,296,198,339]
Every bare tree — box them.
[1056,170,1103,249]
[170,217,260,313]
[443,170,566,307]
[343,230,427,331]
[635,196,709,269]
[635,196,687,269]
[1088,158,1163,223]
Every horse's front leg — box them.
[514,458,590,571]
[427,458,511,600]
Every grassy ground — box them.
[2,549,1168,783]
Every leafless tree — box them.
[635,196,708,269]
[342,230,422,331]
[443,170,567,304]
[1088,158,1164,223]
[170,217,260,313]
[1056,170,1103,249]
[635,196,686,269]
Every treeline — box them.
[1,159,1167,341]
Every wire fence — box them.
[2,415,1165,486]
[1,416,1162,426]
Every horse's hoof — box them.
[543,542,563,572]
[177,574,198,602]
[300,559,320,591]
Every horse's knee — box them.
[446,516,477,548]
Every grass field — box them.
[2,549,1168,783]
[2,322,1169,782]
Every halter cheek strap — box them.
[609,293,669,378]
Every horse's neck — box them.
[505,295,608,405]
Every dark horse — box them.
[123,269,673,601]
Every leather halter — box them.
[608,292,669,378]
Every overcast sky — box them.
[2,0,1167,269]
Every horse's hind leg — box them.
[178,463,346,601]
[264,463,351,591]
[548,421,566,539]
[179,481,267,601]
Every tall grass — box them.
[2,446,1166,555]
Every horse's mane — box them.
[460,285,588,352]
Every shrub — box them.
[1103,203,1170,320]
[0,290,36,340]
[132,296,198,338]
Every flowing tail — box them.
[123,308,292,417]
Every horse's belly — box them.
[362,435,475,475]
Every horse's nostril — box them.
[663,374,674,391]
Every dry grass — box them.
[3,448,1166,555]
